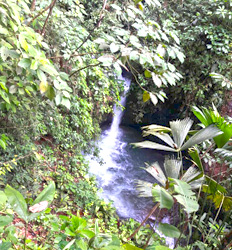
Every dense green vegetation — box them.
[0,0,232,249]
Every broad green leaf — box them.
[0,215,13,227]
[30,59,38,70]
[46,86,55,100]
[188,147,204,173]
[97,55,114,66]
[152,185,174,209]
[40,65,59,76]
[0,242,12,250]
[63,239,76,250]
[5,185,28,221]
[37,69,47,82]
[144,70,152,78]
[143,91,150,102]
[0,191,7,205]
[123,244,143,250]
[152,73,162,87]
[19,34,28,51]
[158,223,180,238]
[110,43,120,53]
[79,229,95,239]
[172,179,195,197]
[18,58,31,69]
[33,181,55,205]
[174,194,199,214]
[203,176,227,194]
[113,62,122,76]
[0,139,6,149]
[153,246,171,250]
[129,51,139,61]
[61,97,71,109]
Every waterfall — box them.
[88,75,174,249]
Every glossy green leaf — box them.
[152,185,174,209]
[18,58,31,69]
[40,64,59,76]
[0,242,12,250]
[123,244,143,250]
[0,191,7,205]
[5,185,28,221]
[61,97,71,109]
[158,223,180,238]
[0,215,13,227]
[33,181,56,205]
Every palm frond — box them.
[144,132,175,148]
[170,118,193,148]
[181,124,223,151]
[135,180,153,197]
[132,141,177,152]
[188,177,204,190]
[181,166,202,183]
[142,124,171,133]
[164,157,182,179]
[215,143,232,161]
[146,162,166,187]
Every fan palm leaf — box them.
[170,118,193,148]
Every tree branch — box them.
[74,0,108,52]
[27,0,54,26]
[41,0,57,36]
[69,62,101,77]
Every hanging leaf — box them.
[143,91,150,102]
[152,73,162,87]
[39,81,49,93]
[152,185,174,209]
[158,223,180,238]
[110,43,120,53]
[150,92,158,106]
[61,97,71,109]
[144,70,152,78]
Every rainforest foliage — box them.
[0,0,232,249]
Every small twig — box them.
[73,0,108,52]
[48,52,103,59]
[0,152,34,166]
[69,62,101,77]
[41,0,57,36]
[27,1,54,26]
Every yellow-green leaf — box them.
[40,81,49,93]
[144,70,152,78]
[143,91,150,102]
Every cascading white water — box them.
[88,75,174,249]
